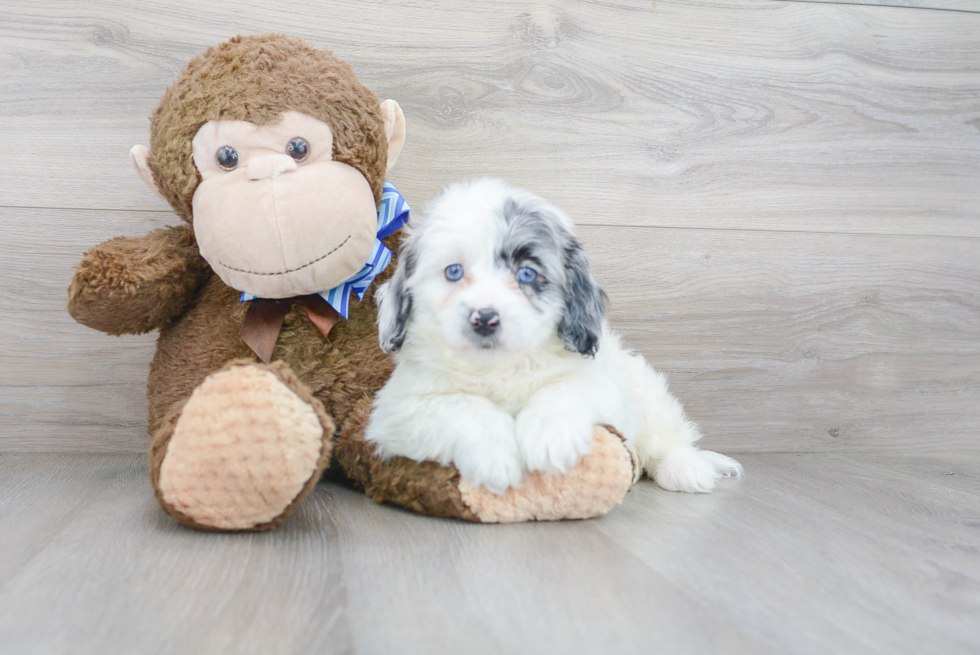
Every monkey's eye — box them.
[445,264,464,282]
[215,146,239,171]
[516,267,537,284]
[286,137,310,162]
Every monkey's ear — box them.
[129,145,166,201]
[380,99,406,173]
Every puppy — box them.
[366,179,742,494]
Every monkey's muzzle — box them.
[192,160,378,299]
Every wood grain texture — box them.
[0,451,977,654]
[1,0,978,454]
[852,450,980,494]
[591,226,980,453]
[786,0,980,12]
[0,207,172,452]
[594,451,980,655]
[3,206,976,453]
[0,0,979,237]
[0,453,355,654]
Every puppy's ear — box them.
[376,244,414,354]
[559,236,607,357]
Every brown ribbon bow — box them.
[239,294,341,363]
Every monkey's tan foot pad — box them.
[459,426,639,523]
[151,361,334,531]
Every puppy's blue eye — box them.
[516,267,537,284]
[445,264,464,281]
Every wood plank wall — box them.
[1,0,978,453]
[788,0,980,10]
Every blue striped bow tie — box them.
[239,180,410,319]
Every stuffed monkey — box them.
[68,34,636,531]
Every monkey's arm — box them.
[68,225,210,335]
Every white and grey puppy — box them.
[367,179,742,494]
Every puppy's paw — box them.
[516,404,595,476]
[703,450,744,478]
[653,448,743,493]
[454,415,523,495]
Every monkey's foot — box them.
[150,360,334,531]
[457,426,639,522]
[334,399,638,523]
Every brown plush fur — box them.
[68,225,209,335]
[147,34,388,223]
[145,233,401,440]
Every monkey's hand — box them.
[68,225,210,335]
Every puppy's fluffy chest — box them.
[403,343,589,415]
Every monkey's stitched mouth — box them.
[214,234,351,276]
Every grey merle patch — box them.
[498,198,607,356]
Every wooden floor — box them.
[0,451,977,655]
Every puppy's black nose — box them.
[469,308,500,336]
